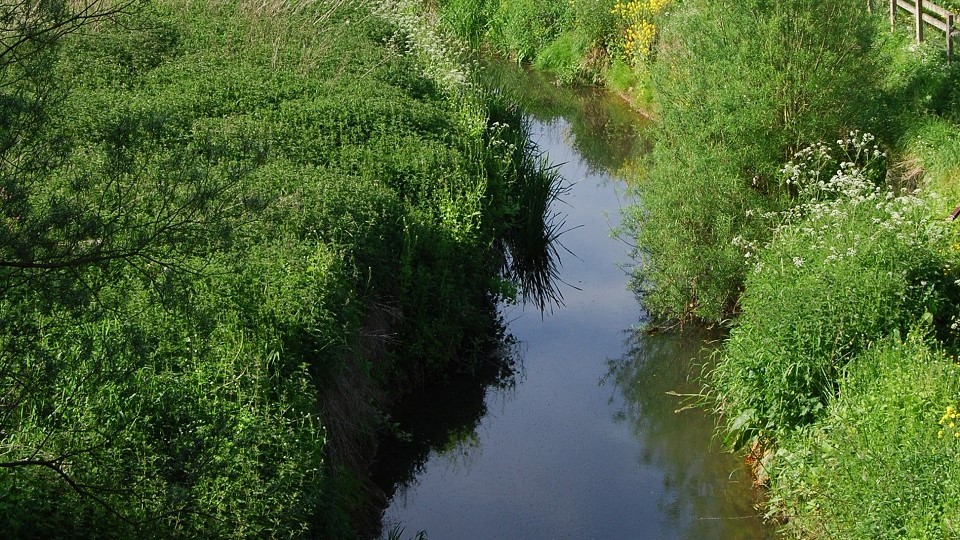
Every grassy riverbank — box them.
[632,2,960,537]
[0,0,559,537]
[426,0,960,536]
[420,0,671,107]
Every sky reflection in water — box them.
[379,60,772,540]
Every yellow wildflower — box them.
[612,0,671,64]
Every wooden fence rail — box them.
[890,0,957,61]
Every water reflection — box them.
[604,327,770,538]
[371,328,518,510]
[376,58,774,539]
[479,58,650,175]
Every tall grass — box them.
[626,0,881,323]
[482,96,569,310]
[768,330,960,538]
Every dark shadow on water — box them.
[370,320,519,535]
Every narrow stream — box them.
[375,62,773,539]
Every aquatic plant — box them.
[484,98,570,310]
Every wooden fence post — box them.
[949,13,955,62]
[891,0,898,31]
[916,0,924,41]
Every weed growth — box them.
[768,330,960,538]
[711,132,959,446]
[0,0,561,536]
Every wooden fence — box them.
[889,0,958,61]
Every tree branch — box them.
[0,456,136,525]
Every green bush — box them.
[486,0,569,62]
[628,0,883,323]
[877,29,960,138]
[567,0,617,48]
[769,330,960,539]
[533,29,592,84]
[436,0,495,46]
[551,0,618,82]
[434,0,618,83]
[0,0,559,536]
[0,272,330,538]
[710,134,960,446]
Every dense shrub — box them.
[0,0,559,536]
[628,0,883,323]
[434,0,496,46]
[485,0,569,62]
[710,133,960,446]
[532,28,593,84]
[433,0,620,84]
[768,330,960,539]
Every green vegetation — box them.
[416,0,960,535]
[625,0,882,322]
[0,0,560,537]
[711,132,960,446]
[11,0,954,534]
[617,2,960,537]
[425,0,670,97]
[768,330,960,538]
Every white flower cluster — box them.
[376,0,471,94]
[750,132,946,273]
[732,234,758,261]
[375,0,490,136]
[779,131,886,204]
[486,120,520,165]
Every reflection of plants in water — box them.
[436,425,481,464]
[384,523,427,540]
[373,68,587,492]
[603,325,766,536]
[480,57,650,175]
[371,325,520,521]
[499,148,570,310]
[567,87,651,174]
[478,62,652,311]
[485,93,570,310]
[604,326,714,462]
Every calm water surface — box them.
[376,62,772,539]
